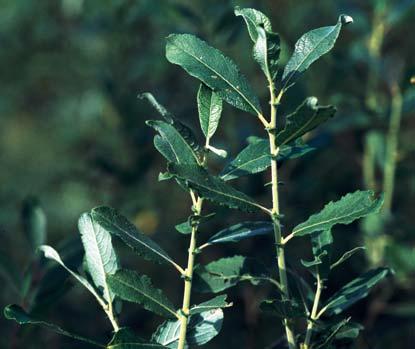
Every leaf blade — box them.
[78,213,119,302]
[91,207,179,270]
[322,267,392,316]
[293,190,384,237]
[108,270,177,319]
[197,84,223,140]
[282,15,352,89]
[203,221,273,247]
[168,163,267,213]
[166,33,262,115]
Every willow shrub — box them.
[5,7,391,349]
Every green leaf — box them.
[166,33,262,116]
[306,229,333,279]
[197,84,223,140]
[282,14,353,90]
[21,197,47,251]
[175,221,192,235]
[202,221,273,248]
[91,207,180,270]
[78,213,119,302]
[276,97,336,147]
[38,245,104,304]
[220,137,314,181]
[190,295,230,315]
[193,255,268,293]
[152,309,224,347]
[220,138,269,181]
[313,318,362,349]
[322,267,392,316]
[331,247,366,270]
[107,328,168,348]
[175,213,216,235]
[4,304,105,347]
[235,7,280,81]
[107,269,177,319]
[260,299,305,318]
[147,120,200,165]
[292,190,384,237]
[167,163,267,213]
[141,93,201,157]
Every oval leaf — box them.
[197,84,223,140]
[79,213,119,302]
[166,33,262,116]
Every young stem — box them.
[177,196,203,349]
[267,86,297,349]
[382,83,402,212]
[303,275,323,349]
[105,305,120,332]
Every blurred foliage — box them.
[0,0,414,348]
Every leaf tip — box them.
[340,14,354,25]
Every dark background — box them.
[1,0,414,348]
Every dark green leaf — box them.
[220,137,314,181]
[193,255,268,293]
[22,197,47,251]
[282,15,353,90]
[107,328,168,348]
[309,229,333,279]
[78,213,119,302]
[190,295,230,315]
[166,34,262,115]
[235,7,280,80]
[197,84,223,140]
[152,309,224,347]
[202,221,273,248]
[276,97,336,147]
[141,93,201,157]
[4,304,104,347]
[293,190,384,237]
[175,213,216,235]
[91,207,179,270]
[147,120,200,165]
[260,299,305,318]
[323,267,392,316]
[107,269,177,319]
[167,163,267,213]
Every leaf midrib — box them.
[293,203,374,236]
[221,153,270,180]
[283,24,339,89]
[113,275,177,318]
[172,37,261,116]
[98,213,174,266]
[187,174,265,212]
